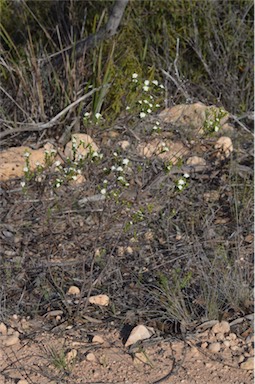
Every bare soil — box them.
[0,117,254,383]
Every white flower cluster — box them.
[101,155,130,195]
[176,173,190,191]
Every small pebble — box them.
[212,321,230,335]
[238,355,245,363]
[208,342,221,353]
[240,357,254,370]
[223,340,231,348]
[0,322,7,335]
[92,335,104,344]
[86,352,97,362]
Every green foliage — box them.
[1,0,253,129]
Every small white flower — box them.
[178,179,185,185]
[50,149,57,154]
[155,104,160,108]
[140,112,146,118]
[125,182,130,187]
[150,95,154,99]
[20,181,26,188]
[138,100,142,104]
[24,152,30,158]
[95,113,102,119]
[177,185,183,190]
[44,150,49,154]
[117,166,123,172]
[126,106,130,110]
[111,165,116,171]
[92,151,99,157]
[122,158,129,165]
[159,84,165,89]
[35,161,41,167]
[54,160,61,167]
[152,126,158,130]
[132,73,138,79]
[84,112,90,117]
[162,146,169,152]
[103,167,107,172]
[77,169,81,174]
[72,175,77,181]
[156,121,160,125]
[149,103,153,108]
[56,183,61,188]
[144,80,150,85]
[113,152,118,157]
[184,173,190,178]
[117,176,124,181]
[147,109,152,113]
[100,188,107,195]
[103,179,108,184]
[214,125,219,132]
[143,100,149,104]
[23,167,29,173]
[152,80,158,86]
[143,85,149,92]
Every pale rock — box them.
[65,349,77,363]
[67,286,80,296]
[0,143,59,181]
[212,321,230,335]
[240,357,254,370]
[208,342,221,353]
[17,380,29,384]
[186,156,206,167]
[86,352,97,362]
[126,246,133,255]
[201,342,208,349]
[223,340,231,348]
[215,136,233,159]
[64,134,98,161]
[125,324,155,347]
[89,294,109,306]
[159,103,229,133]
[3,334,20,347]
[0,322,7,335]
[92,335,104,344]
[228,333,237,341]
[118,140,130,150]
[137,139,188,164]
[238,355,245,363]
[117,246,125,257]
